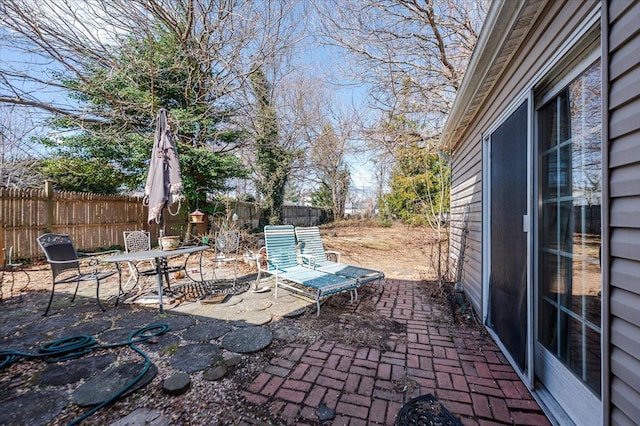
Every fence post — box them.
[44,180,54,232]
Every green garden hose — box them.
[0,322,171,425]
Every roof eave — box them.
[440,0,529,151]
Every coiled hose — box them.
[0,322,170,425]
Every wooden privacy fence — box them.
[1,183,330,261]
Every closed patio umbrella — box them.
[144,108,183,226]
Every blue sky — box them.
[1,20,378,197]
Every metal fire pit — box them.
[395,394,462,426]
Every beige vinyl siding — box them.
[449,0,597,316]
[607,0,640,423]
[450,127,483,311]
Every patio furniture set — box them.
[32,225,384,317]
[35,230,239,315]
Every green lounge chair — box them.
[258,225,357,316]
[295,226,385,292]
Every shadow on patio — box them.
[0,265,549,425]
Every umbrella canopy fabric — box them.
[144,108,183,224]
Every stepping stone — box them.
[109,408,169,426]
[222,327,272,353]
[237,299,272,312]
[115,311,159,329]
[202,365,227,381]
[163,373,191,395]
[271,303,308,318]
[0,390,68,425]
[98,328,136,345]
[181,321,231,342]
[161,314,196,331]
[37,354,117,386]
[169,343,222,373]
[55,319,112,339]
[223,353,242,367]
[72,362,157,406]
[141,333,181,353]
[223,296,243,307]
[231,311,273,327]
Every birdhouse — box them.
[189,209,205,223]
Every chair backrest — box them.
[37,233,80,278]
[215,230,240,255]
[294,226,328,263]
[124,231,151,253]
[1,247,9,269]
[263,225,298,271]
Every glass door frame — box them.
[533,51,603,426]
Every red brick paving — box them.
[240,279,550,425]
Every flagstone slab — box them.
[230,310,273,327]
[114,311,160,329]
[237,298,272,312]
[52,319,112,340]
[169,343,222,373]
[110,408,169,426]
[163,372,191,395]
[181,321,231,342]
[0,390,68,425]
[159,314,196,331]
[72,362,157,406]
[222,327,272,353]
[37,354,117,386]
[98,327,137,345]
[141,332,181,353]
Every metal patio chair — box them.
[1,246,31,302]
[212,229,240,284]
[37,233,119,316]
[123,230,155,292]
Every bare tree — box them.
[0,104,45,189]
[313,0,487,131]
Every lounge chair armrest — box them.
[256,247,281,273]
[325,250,340,262]
[300,254,316,267]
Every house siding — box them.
[607,0,640,423]
[450,0,597,316]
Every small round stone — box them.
[163,373,191,395]
[202,365,227,381]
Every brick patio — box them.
[241,279,551,425]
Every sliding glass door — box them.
[536,60,602,425]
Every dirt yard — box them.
[316,221,445,282]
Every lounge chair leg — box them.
[316,299,321,316]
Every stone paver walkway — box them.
[241,279,550,425]
[1,268,550,425]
